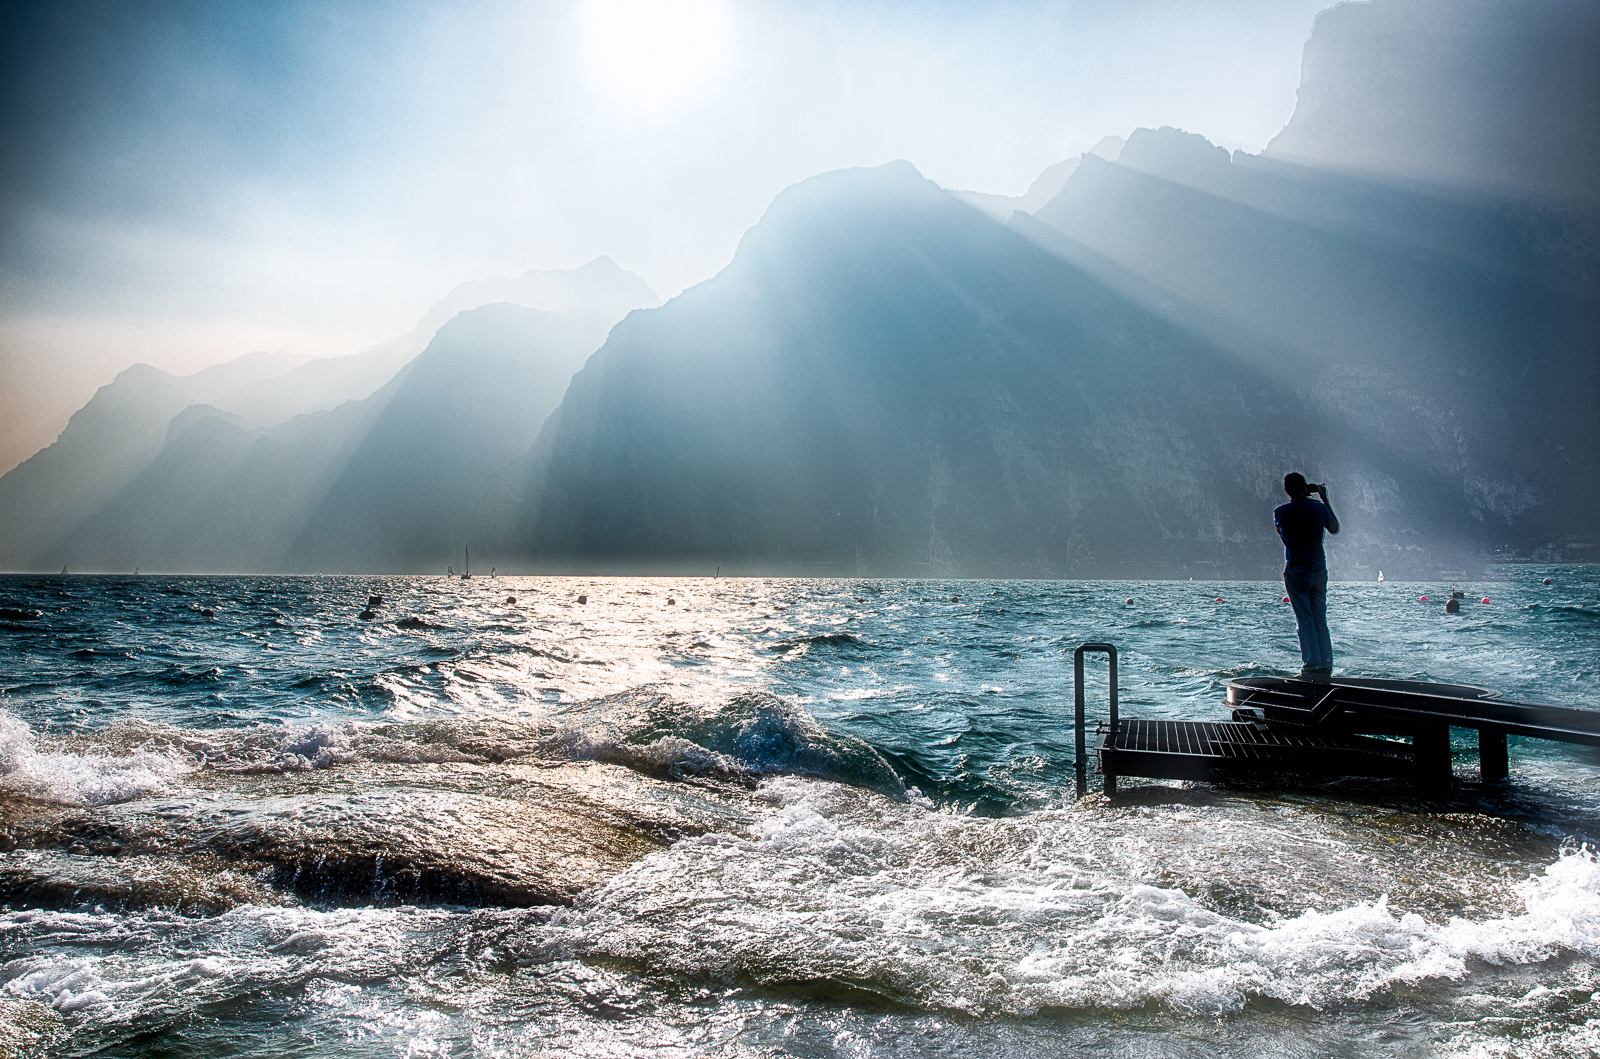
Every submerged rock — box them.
[0,760,758,912]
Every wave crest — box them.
[557,689,908,799]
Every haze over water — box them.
[2,567,1599,1056]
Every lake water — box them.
[2,568,1598,1056]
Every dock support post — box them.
[1412,724,1453,784]
[1073,643,1119,797]
[1479,725,1509,781]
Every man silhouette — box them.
[1275,472,1340,678]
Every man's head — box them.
[1283,472,1310,499]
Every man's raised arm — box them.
[1317,484,1340,535]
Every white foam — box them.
[565,779,1600,1017]
[264,723,359,771]
[0,712,188,806]
[0,904,480,1031]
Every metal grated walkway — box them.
[1097,718,1416,787]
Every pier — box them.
[1072,643,1600,795]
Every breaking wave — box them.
[0,712,188,807]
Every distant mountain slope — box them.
[47,381,402,573]
[210,256,660,428]
[0,365,195,569]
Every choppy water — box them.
[2,569,1598,1057]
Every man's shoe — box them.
[1299,665,1333,680]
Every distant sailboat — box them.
[1378,570,1385,582]
[462,546,471,580]
[60,565,67,575]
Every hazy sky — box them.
[0,0,1331,473]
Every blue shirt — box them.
[1274,498,1335,573]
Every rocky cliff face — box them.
[1266,0,1600,210]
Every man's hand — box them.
[1319,483,1340,534]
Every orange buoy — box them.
[1215,597,1224,602]
[1482,597,1490,604]
[1420,596,1428,602]
[1282,596,1290,602]
[577,594,587,604]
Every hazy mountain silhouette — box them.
[2,261,657,572]
[0,351,304,568]
[46,302,609,573]
[209,257,659,429]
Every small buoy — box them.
[1445,598,1460,614]
[667,598,676,605]
[505,596,516,604]
[201,608,215,618]
[1125,598,1135,605]
[1482,597,1490,604]
[577,594,588,604]
[1420,596,1428,602]
[747,601,756,606]
[1214,597,1223,603]
[359,610,376,620]
[368,595,384,606]
[950,596,960,603]
[1543,578,1552,585]
[1282,596,1290,603]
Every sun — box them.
[582,0,729,112]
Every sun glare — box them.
[583,0,729,111]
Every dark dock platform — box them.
[1072,643,1600,795]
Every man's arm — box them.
[1317,484,1340,534]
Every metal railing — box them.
[1073,642,1118,797]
